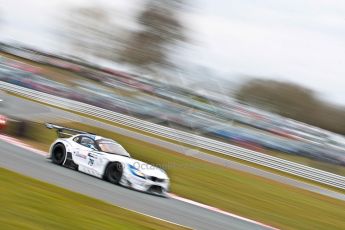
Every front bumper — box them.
[120,173,169,196]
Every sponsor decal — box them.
[75,152,87,159]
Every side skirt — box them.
[63,152,78,170]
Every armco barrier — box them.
[1,81,345,190]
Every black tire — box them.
[51,143,66,165]
[105,162,123,184]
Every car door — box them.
[70,136,87,165]
[75,136,97,167]
[79,136,106,173]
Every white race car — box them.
[46,124,169,196]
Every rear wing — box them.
[45,123,95,138]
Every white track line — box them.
[169,193,279,230]
[0,134,279,230]
[0,134,47,156]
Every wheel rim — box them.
[108,164,122,183]
[55,151,63,161]
[53,147,64,164]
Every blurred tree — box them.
[119,0,187,69]
[235,79,317,117]
[235,79,345,134]
[61,5,122,60]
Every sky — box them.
[1,0,345,105]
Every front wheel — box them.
[105,162,123,184]
[51,143,66,165]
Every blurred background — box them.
[1,0,345,173]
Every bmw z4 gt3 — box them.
[46,123,169,196]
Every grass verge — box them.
[0,168,188,230]
[5,121,345,230]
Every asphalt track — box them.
[1,92,345,229]
[1,92,345,201]
[0,139,270,230]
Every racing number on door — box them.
[88,158,94,166]
[87,152,99,167]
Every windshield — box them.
[97,140,130,157]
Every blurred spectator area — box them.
[1,42,345,169]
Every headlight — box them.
[128,164,146,179]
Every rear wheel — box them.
[105,162,123,184]
[51,143,66,165]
